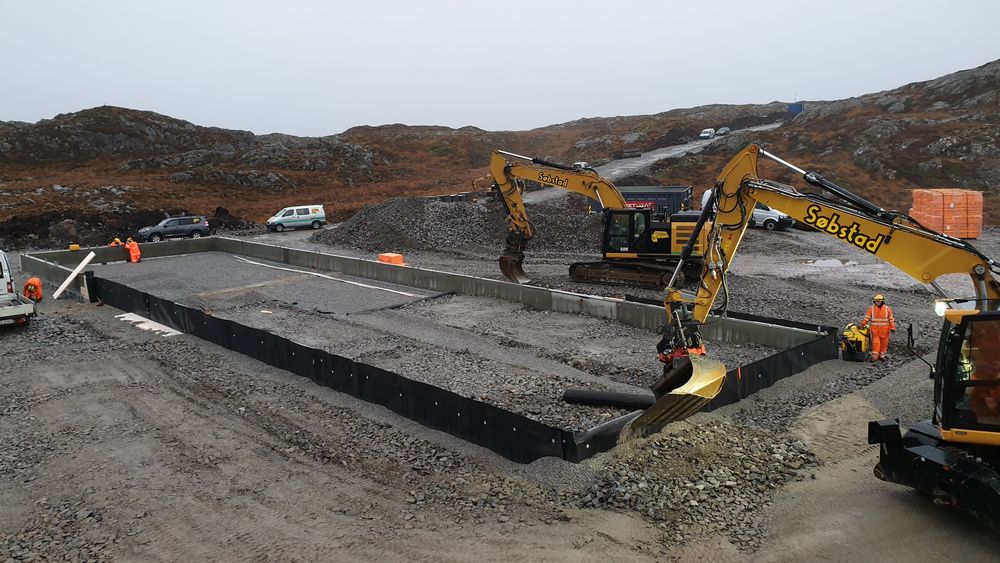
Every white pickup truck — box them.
[0,249,36,327]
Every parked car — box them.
[266,205,326,232]
[138,215,211,242]
[698,128,716,139]
[700,190,794,231]
[571,161,591,170]
[752,203,795,231]
[716,127,732,136]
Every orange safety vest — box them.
[126,241,141,262]
[23,277,43,301]
[862,304,896,336]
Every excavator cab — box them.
[602,210,707,257]
[935,311,1000,436]
[602,210,651,254]
[871,310,1000,526]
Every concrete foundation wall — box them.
[25,237,825,347]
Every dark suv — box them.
[138,216,210,242]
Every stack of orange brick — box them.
[909,189,983,239]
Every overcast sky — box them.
[2,1,998,137]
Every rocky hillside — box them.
[1,58,997,248]
[648,59,1000,223]
[0,102,790,248]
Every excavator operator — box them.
[860,293,896,361]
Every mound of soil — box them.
[311,196,603,254]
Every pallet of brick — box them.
[910,188,983,239]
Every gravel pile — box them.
[729,358,903,433]
[310,196,603,254]
[580,417,817,552]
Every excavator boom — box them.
[675,144,999,326]
[490,149,629,284]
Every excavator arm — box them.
[667,143,1000,325]
[490,149,628,283]
[626,142,1000,441]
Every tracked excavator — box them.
[490,149,709,288]
[635,143,1000,528]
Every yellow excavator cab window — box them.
[951,319,1000,427]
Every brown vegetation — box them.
[1,59,997,248]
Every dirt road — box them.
[595,123,783,180]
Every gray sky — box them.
[2,0,998,137]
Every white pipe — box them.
[53,251,96,300]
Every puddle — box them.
[797,258,859,267]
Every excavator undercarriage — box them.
[499,238,698,289]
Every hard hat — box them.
[873,294,885,301]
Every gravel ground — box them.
[301,199,1000,554]
[2,301,662,561]
[93,254,775,431]
[7,195,998,560]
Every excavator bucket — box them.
[499,251,531,284]
[620,355,727,442]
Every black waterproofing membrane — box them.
[91,277,837,463]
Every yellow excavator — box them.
[489,149,709,288]
[634,143,1000,527]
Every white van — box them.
[700,190,795,231]
[699,128,716,139]
[0,249,36,327]
[266,205,326,232]
[0,250,15,303]
[752,203,795,231]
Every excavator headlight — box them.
[934,300,948,317]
